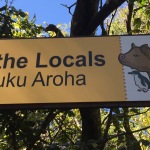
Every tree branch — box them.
[100,108,113,149]
[100,0,103,9]
[61,2,76,15]
[126,1,134,34]
[133,5,148,16]
[26,109,60,149]
[108,125,150,141]
[45,24,64,37]
[84,0,126,35]
[104,109,113,137]
[100,22,107,35]
[71,0,99,36]
[112,108,150,119]
[54,117,75,144]
[107,9,117,34]
[101,112,109,125]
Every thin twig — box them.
[133,5,148,16]
[100,108,113,149]
[54,114,75,144]
[112,108,150,118]
[103,109,113,139]
[108,125,150,141]
[107,9,117,34]
[100,0,103,9]
[101,112,109,125]
[61,2,76,15]
[100,22,107,35]
[26,109,59,150]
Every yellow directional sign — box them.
[0,35,149,104]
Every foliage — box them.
[0,107,149,149]
[46,23,70,37]
[0,3,44,38]
[108,0,150,35]
[0,1,69,38]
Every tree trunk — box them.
[70,0,126,145]
[70,0,99,37]
[70,0,102,142]
[80,108,101,142]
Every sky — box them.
[2,0,75,25]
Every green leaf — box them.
[133,18,142,29]
[112,108,120,114]
[10,6,17,12]
[19,11,26,18]
[130,108,140,113]
[0,6,6,11]
[139,139,150,146]
[67,110,75,117]
[91,143,98,148]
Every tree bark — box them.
[70,0,126,143]
[70,0,99,36]
[123,108,141,150]
[80,108,101,142]
[126,1,134,34]
[71,0,101,143]
[71,0,126,36]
